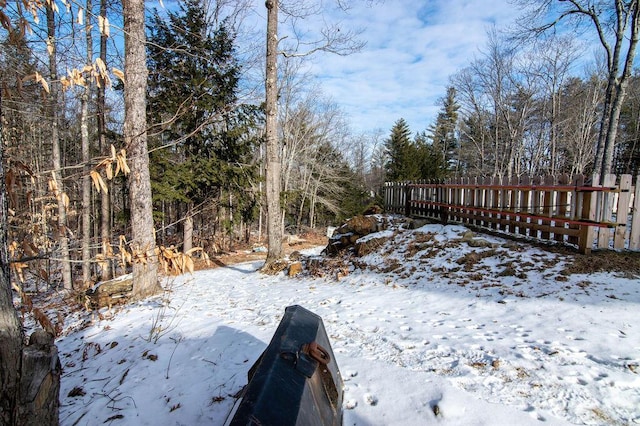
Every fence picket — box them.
[630,176,640,250]
[597,174,616,249]
[615,175,633,249]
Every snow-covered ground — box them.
[56,220,640,425]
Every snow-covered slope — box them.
[57,220,640,425]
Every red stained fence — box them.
[384,174,640,254]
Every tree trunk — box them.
[98,0,112,281]
[1,92,60,426]
[601,5,640,176]
[262,0,284,269]
[0,87,23,426]
[123,0,161,299]
[47,3,72,290]
[81,0,93,288]
[183,206,193,254]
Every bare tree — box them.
[46,2,73,290]
[261,0,365,270]
[530,35,580,175]
[263,0,283,268]
[1,60,60,426]
[80,0,94,288]
[123,0,161,298]
[559,74,603,175]
[98,0,112,281]
[518,0,640,179]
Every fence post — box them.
[614,175,632,249]
[630,175,640,250]
[404,182,412,217]
[597,174,616,249]
[577,175,595,254]
[556,174,569,243]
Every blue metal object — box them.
[228,305,344,426]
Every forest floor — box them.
[194,230,330,270]
[50,217,640,426]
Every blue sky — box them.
[293,0,523,135]
[154,0,526,136]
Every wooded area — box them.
[2,0,640,422]
[0,0,375,296]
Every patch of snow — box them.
[56,222,640,426]
[357,229,395,243]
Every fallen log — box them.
[84,275,133,310]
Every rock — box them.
[336,215,379,236]
[324,215,384,255]
[363,205,383,215]
[288,262,303,277]
[407,218,430,229]
[289,251,302,261]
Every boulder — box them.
[288,262,303,277]
[324,215,384,255]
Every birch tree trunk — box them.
[123,0,161,299]
[183,206,193,254]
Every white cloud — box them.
[297,0,522,135]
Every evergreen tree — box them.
[384,118,416,181]
[414,131,447,180]
[429,86,459,173]
[146,0,260,243]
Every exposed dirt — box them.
[554,247,640,277]
[193,231,329,271]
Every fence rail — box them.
[384,174,640,254]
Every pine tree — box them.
[414,131,447,180]
[384,118,415,181]
[146,0,260,245]
[429,86,459,173]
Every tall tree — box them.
[1,28,60,426]
[263,0,282,268]
[616,72,640,174]
[261,0,365,270]
[520,0,640,179]
[123,0,161,299]
[80,0,94,288]
[384,118,415,181]
[557,75,602,175]
[415,131,447,180]
[0,87,23,426]
[98,0,112,281]
[429,86,460,174]
[46,1,72,290]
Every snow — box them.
[56,221,640,425]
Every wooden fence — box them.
[384,174,640,254]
